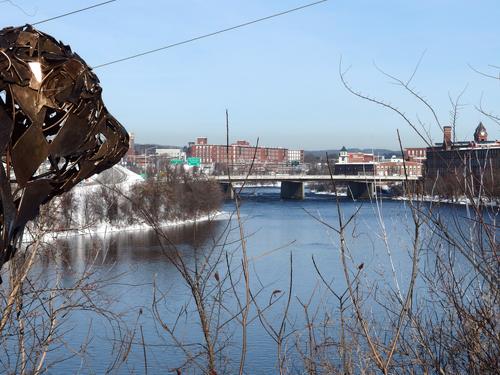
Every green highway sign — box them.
[187,157,201,166]
[169,159,184,165]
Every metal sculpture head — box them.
[0,25,128,270]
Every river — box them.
[6,187,474,374]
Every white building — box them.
[338,146,348,164]
[288,149,304,163]
[156,148,183,159]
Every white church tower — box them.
[338,146,348,164]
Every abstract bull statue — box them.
[0,25,129,273]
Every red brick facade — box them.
[347,152,374,163]
[188,138,303,166]
[404,147,426,162]
[376,161,422,177]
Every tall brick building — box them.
[188,137,304,171]
[426,123,500,176]
[425,123,500,194]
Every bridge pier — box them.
[220,182,234,200]
[212,175,419,200]
[280,181,304,200]
[347,181,375,200]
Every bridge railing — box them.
[210,174,420,181]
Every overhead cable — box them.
[32,0,118,26]
[92,0,329,69]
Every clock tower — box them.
[474,122,488,142]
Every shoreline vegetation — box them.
[10,162,498,374]
[27,166,225,242]
[27,165,497,244]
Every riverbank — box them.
[23,165,227,243]
[392,195,499,207]
[25,210,230,243]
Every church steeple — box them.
[339,146,348,163]
[474,122,488,142]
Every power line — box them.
[92,0,329,69]
[32,0,118,26]
[1,0,36,17]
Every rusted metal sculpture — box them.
[0,25,129,272]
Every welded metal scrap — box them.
[0,25,129,273]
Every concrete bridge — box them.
[211,174,420,200]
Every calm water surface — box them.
[33,188,470,374]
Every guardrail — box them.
[211,174,420,182]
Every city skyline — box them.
[133,120,498,152]
[2,0,500,149]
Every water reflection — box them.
[49,219,226,271]
[25,187,483,374]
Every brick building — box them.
[404,147,426,162]
[335,146,375,175]
[425,123,500,193]
[337,146,374,164]
[124,132,135,158]
[376,160,422,177]
[335,146,422,177]
[347,152,374,163]
[188,137,304,171]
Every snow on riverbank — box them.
[31,210,230,243]
[25,166,231,243]
[310,190,348,197]
[392,195,499,207]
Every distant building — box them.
[156,148,183,159]
[121,132,136,165]
[196,137,208,145]
[337,146,374,164]
[125,132,135,158]
[425,123,500,192]
[129,154,149,170]
[187,137,304,171]
[404,147,426,162]
[338,146,349,164]
[474,122,488,142]
[335,146,375,175]
[376,160,422,177]
[335,147,423,177]
[348,152,374,163]
[288,150,304,164]
[334,162,375,175]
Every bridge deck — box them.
[212,174,420,183]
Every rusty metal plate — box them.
[0,25,129,272]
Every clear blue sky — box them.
[2,0,500,150]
